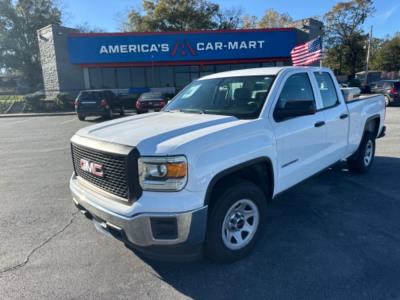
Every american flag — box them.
[291,37,322,66]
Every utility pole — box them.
[365,26,373,76]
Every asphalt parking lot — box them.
[0,108,400,299]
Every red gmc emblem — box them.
[80,158,103,177]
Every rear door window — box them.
[314,72,340,109]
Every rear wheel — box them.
[120,105,125,116]
[347,132,376,173]
[205,180,267,263]
[78,114,85,121]
[107,109,113,120]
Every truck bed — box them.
[346,94,385,156]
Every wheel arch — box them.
[204,157,274,209]
[364,114,380,138]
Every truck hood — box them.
[75,112,240,154]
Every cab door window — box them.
[273,73,316,121]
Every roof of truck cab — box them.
[199,66,331,80]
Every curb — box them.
[0,112,76,118]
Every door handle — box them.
[314,121,325,127]
[340,113,349,119]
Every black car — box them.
[371,80,400,106]
[136,92,168,113]
[75,90,125,121]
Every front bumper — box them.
[70,175,207,261]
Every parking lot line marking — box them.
[0,118,33,126]
[60,117,77,125]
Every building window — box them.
[262,62,274,67]
[102,68,116,88]
[159,67,174,87]
[175,65,197,89]
[175,72,191,90]
[234,63,261,70]
[145,67,160,87]
[216,64,231,72]
[130,67,146,87]
[116,68,131,88]
[89,68,102,89]
[199,65,214,77]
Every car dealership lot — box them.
[1,110,400,299]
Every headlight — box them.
[138,156,188,191]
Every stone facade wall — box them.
[290,18,324,44]
[37,25,85,99]
[37,25,59,99]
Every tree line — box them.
[1,0,399,90]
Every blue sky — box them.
[62,0,400,38]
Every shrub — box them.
[56,92,73,110]
[24,93,44,111]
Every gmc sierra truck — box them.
[70,67,386,262]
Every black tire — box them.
[205,179,267,263]
[385,95,391,107]
[107,109,113,120]
[120,106,125,116]
[78,114,85,121]
[347,132,376,173]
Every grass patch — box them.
[0,95,25,113]
[0,95,24,102]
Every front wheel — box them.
[77,114,85,121]
[205,180,267,263]
[347,132,376,173]
[120,106,125,116]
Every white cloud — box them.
[376,4,400,21]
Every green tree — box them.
[323,0,375,76]
[123,0,220,32]
[257,9,293,28]
[215,7,243,29]
[241,9,293,29]
[0,0,61,89]
[75,22,105,33]
[241,15,258,29]
[371,34,400,71]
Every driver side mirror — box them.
[274,100,316,121]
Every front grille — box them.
[71,143,129,200]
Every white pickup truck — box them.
[70,67,386,262]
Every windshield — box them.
[141,92,164,100]
[78,91,104,101]
[164,75,275,119]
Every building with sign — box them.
[37,18,322,98]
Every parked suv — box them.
[136,92,167,113]
[371,80,400,106]
[75,90,125,120]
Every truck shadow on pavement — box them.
[141,156,400,299]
